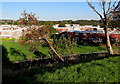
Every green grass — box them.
[2,41,119,83]
[2,41,35,62]
[3,56,119,83]
[2,41,50,62]
[2,41,107,62]
[75,45,107,53]
[34,56,120,82]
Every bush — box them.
[58,23,66,27]
[49,34,77,57]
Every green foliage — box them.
[13,21,18,25]
[44,24,58,36]
[108,20,120,28]
[70,24,73,26]
[49,20,99,26]
[0,19,100,26]
[49,35,77,57]
[100,20,120,28]
[7,22,13,25]
[58,23,66,27]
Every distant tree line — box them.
[38,20,99,27]
[1,19,119,28]
[99,20,120,29]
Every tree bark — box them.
[104,22,114,54]
[86,0,116,55]
[42,38,65,62]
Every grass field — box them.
[2,56,120,83]
[2,41,107,62]
[34,56,120,82]
[2,40,120,83]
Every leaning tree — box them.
[86,0,120,54]
[19,10,64,61]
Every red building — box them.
[57,30,120,45]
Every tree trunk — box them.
[43,38,65,62]
[104,24,114,54]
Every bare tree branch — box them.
[106,0,112,15]
[86,0,104,20]
[102,1,107,20]
[86,0,115,54]
[99,2,103,9]
[107,0,118,15]
[108,1,120,19]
